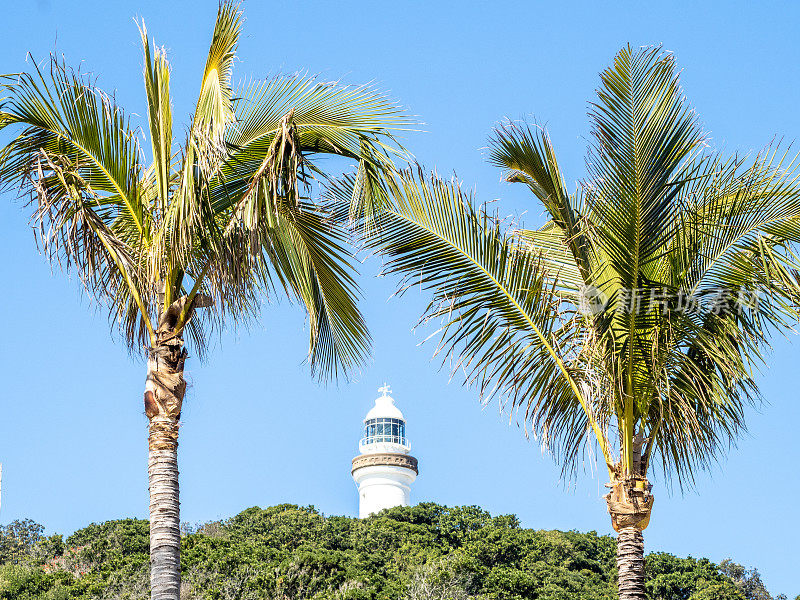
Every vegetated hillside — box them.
[0,503,784,600]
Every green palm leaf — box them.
[331,168,613,468]
[0,57,154,347]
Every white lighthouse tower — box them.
[351,384,418,518]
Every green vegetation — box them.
[0,504,787,600]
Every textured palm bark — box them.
[145,306,189,600]
[148,419,180,600]
[144,295,210,600]
[616,526,646,600]
[605,438,653,600]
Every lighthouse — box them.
[351,384,418,518]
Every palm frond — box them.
[637,143,800,483]
[139,22,173,216]
[206,74,411,217]
[161,0,243,277]
[0,57,148,238]
[197,192,370,379]
[0,56,154,348]
[489,122,593,281]
[587,45,704,289]
[271,204,371,379]
[192,0,240,153]
[331,168,614,470]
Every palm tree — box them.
[0,3,407,598]
[334,46,800,599]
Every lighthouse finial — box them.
[378,383,391,396]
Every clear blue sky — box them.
[1,1,798,596]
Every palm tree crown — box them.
[0,1,408,376]
[332,45,800,598]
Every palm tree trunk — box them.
[148,417,180,599]
[616,526,645,600]
[606,475,653,600]
[145,338,187,600]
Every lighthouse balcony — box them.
[359,436,411,453]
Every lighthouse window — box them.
[362,417,407,446]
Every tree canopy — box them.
[0,503,788,600]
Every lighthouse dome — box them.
[364,388,405,421]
